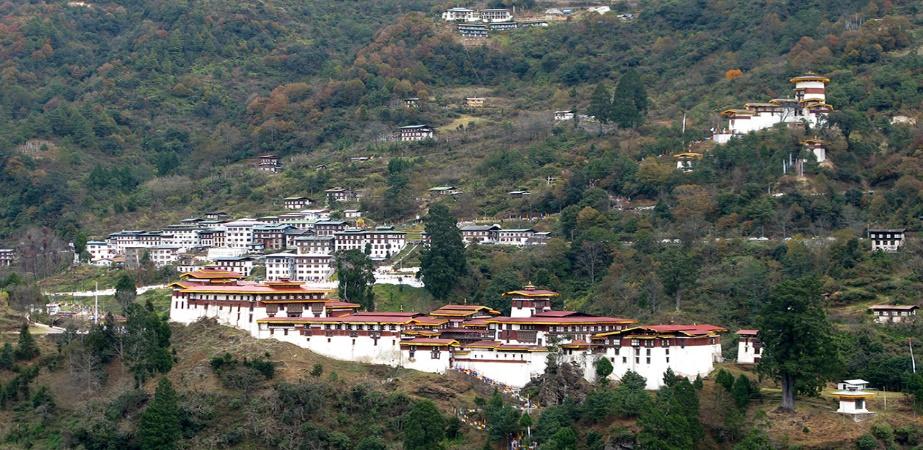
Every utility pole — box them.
[94,281,99,325]
[911,338,916,374]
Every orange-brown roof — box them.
[180,269,243,280]
[502,283,559,298]
[790,74,830,84]
[399,338,459,347]
[736,329,759,336]
[489,315,635,326]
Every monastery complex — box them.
[169,269,724,390]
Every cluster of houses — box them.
[82,187,406,281]
[170,276,724,389]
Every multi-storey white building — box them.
[868,228,905,252]
[397,125,435,142]
[0,248,14,267]
[223,219,266,249]
[125,245,184,268]
[314,220,348,236]
[334,227,406,260]
[163,224,202,249]
[495,229,535,246]
[442,7,478,21]
[283,196,313,210]
[85,241,113,265]
[480,8,512,22]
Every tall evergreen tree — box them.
[382,158,416,220]
[15,323,38,361]
[418,203,467,299]
[611,68,647,128]
[138,378,181,450]
[756,276,841,411]
[115,272,137,312]
[638,378,702,450]
[587,81,612,130]
[403,400,445,450]
[335,249,376,311]
[0,342,15,369]
[656,246,698,311]
[125,301,173,387]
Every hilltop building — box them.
[465,97,485,108]
[673,152,704,173]
[325,187,356,204]
[713,74,833,144]
[802,138,827,164]
[554,110,575,121]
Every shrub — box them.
[855,433,877,450]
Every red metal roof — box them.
[399,338,459,347]
[533,311,583,317]
[489,315,635,325]
[644,324,726,335]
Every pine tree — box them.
[115,272,137,312]
[638,378,702,450]
[125,301,173,387]
[418,203,467,299]
[138,378,181,450]
[756,276,842,411]
[0,343,14,370]
[403,400,445,450]
[611,68,647,128]
[594,356,613,383]
[732,374,752,409]
[335,249,376,311]
[587,82,611,127]
[15,323,38,361]
[716,368,735,392]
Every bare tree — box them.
[16,227,72,279]
[66,339,105,395]
[576,240,609,284]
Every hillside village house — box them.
[0,248,14,267]
[265,252,335,282]
[480,8,512,22]
[508,190,531,198]
[86,241,113,265]
[211,256,255,275]
[713,74,832,144]
[834,379,874,415]
[402,97,420,108]
[325,187,355,204]
[125,245,183,268]
[496,228,536,246]
[397,125,435,142]
[257,154,282,173]
[197,228,225,248]
[735,329,762,364]
[442,7,477,21]
[171,279,725,389]
[314,220,348,236]
[457,23,488,38]
[204,211,229,221]
[343,209,362,220]
[283,196,313,210]
[253,224,294,250]
[554,110,575,121]
[465,97,485,108]
[429,186,461,196]
[868,304,918,324]
[460,224,501,245]
[868,228,905,252]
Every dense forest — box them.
[2,0,923,448]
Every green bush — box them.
[855,433,877,450]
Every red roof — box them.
[324,301,361,309]
[462,318,490,327]
[180,269,243,280]
[644,324,726,335]
[177,283,328,295]
[502,283,559,298]
[736,329,759,336]
[352,311,418,317]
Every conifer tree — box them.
[138,378,181,450]
[0,342,14,370]
[115,272,137,312]
[335,249,376,311]
[418,203,467,299]
[611,68,647,128]
[403,400,445,450]
[757,276,841,411]
[587,81,612,129]
[15,323,38,361]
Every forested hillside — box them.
[3,0,923,447]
